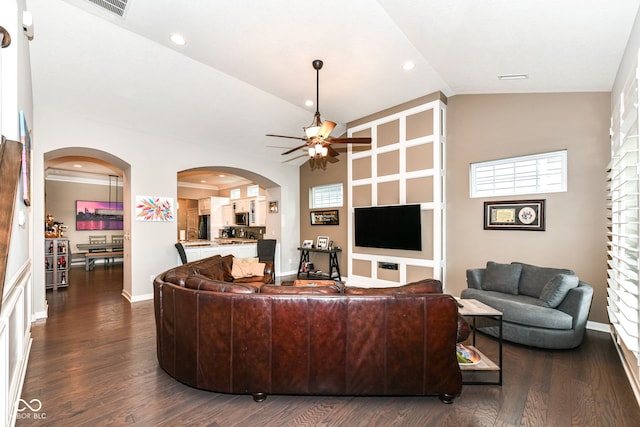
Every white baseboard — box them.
[586,321,610,333]
[121,289,153,303]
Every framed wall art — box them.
[76,200,124,230]
[484,199,545,231]
[135,195,175,222]
[310,209,339,225]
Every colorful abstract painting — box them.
[135,195,174,222]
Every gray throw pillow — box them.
[482,261,522,295]
[538,274,579,308]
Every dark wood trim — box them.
[0,137,23,313]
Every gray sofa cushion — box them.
[460,288,574,330]
[538,274,579,308]
[482,261,522,295]
[514,262,574,298]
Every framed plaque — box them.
[484,200,545,231]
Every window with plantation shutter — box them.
[470,150,567,198]
[310,183,343,208]
[607,51,640,363]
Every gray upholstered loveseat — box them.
[461,261,593,349]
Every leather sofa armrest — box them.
[466,268,485,289]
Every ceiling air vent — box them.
[86,0,129,17]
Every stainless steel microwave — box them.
[235,212,249,226]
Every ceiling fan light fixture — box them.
[304,111,323,138]
[305,125,321,138]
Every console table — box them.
[296,247,342,281]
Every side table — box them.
[457,298,503,385]
[296,247,342,281]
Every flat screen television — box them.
[354,204,422,251]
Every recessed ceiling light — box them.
[200,180,207,184]
[403,61,415,71]
[170,33,186,46]
[218,174,225,177]
[73,164,83,168]
[305,100,314,107]
[498,73,528,80]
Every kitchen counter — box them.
[181,239,258,247]
[178,240,258,263]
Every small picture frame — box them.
[316,236,330,249]
[484,199,545,231]
[302,239,314,248]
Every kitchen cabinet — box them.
[222,204,234,226]
[209,196,230,237]
[198,198,211,215]
[251,200,267,226]
[235,199,250,213]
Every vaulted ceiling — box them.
[32,0,640,182]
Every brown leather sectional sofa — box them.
[154,255,465,403]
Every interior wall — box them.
[45,179,124,250]
[299,159,349,276]
[29,1,301,306]
[446,92,611,324]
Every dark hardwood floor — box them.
[16,265,640,426]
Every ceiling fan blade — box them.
[266,134,307,141]
[327,145,340,157]
[317,120,336,139]
[282,153,308,163]
[326,137,372,144]
[326,156,340,163]
[282,143,309,155]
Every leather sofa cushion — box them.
[482,261,521,295]
[164,264,199,286]
[191,255,226,281]
[185,276,258,293]
[221,254,235,281]
[260,284,342,295]
[344,278,443,295]
[538,274,579,308]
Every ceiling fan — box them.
[266,59,371,166]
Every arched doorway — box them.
[177,166,282,275]
[43,148,131,297]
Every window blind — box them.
[470,150,567,198]
[607,55,640,360]
[310,183,343,208]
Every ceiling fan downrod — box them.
[312,59,323,117]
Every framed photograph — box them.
[302,239,313,248]
[76,200,124,230]
[484,199,545,231]
[316,235,330,249]
[310,209,339,225]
